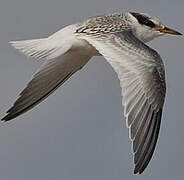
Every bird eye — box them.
[142,20,155,28]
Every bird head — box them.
[127,12,182,43]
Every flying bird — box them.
[2,12,182,174]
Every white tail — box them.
[9,38,51,59]
[9,37,72,60]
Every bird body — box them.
[2,12,182,174]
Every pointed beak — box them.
[160,26,182,35]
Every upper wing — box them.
[2,50,91,121]
[77,30,166,174]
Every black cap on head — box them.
[130,12,156,28]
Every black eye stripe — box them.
[143,20,155,28]
[130,12,156,28]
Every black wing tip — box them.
[134,168,139,174]
[133,109,163,175]
[133,170,141,175]
[1,108,20,122]
[133,166,146,174]
[1,113,15,122]
[1,105,17,121]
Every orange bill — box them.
[160,27,182,35]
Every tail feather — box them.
[9,37,72,60]
[9,39,52,59]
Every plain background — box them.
[0,0,184,179]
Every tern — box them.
[2,12,182,174]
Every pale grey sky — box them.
[0,0,184,179]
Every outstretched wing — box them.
[77,30,166,174]
[2,50,91,121]
[2,24,92,121]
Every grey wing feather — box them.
[77,30,166,174]
[2,51,91,121]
